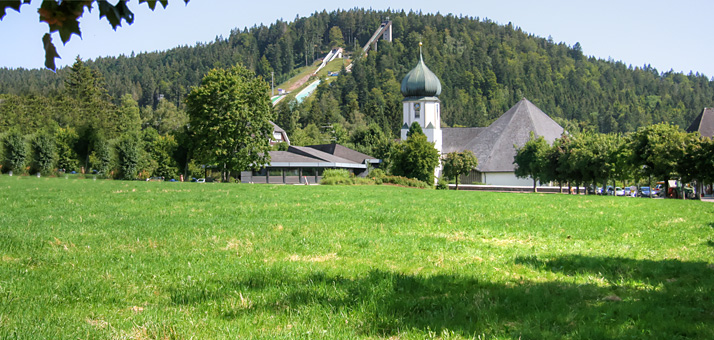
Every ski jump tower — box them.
[362,18,393,55]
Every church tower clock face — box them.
[414,103,421,118]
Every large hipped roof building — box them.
[399,45,564,186]
[442,98,564,185]
[686,107,714,138]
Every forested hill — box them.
[1,8,713,135]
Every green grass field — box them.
[1,176,713,339]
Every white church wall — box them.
[424,102,441,129]
[482,172,534,186]
[402,100,442,153]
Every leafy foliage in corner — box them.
[0,0,189,70]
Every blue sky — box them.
[1,0,713,78]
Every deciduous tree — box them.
[629,123,687,196]
[391,122,440,185]
[514,132,549,192]
[55,127,79,172]
[443,150,478,190]
[186,65,273,182]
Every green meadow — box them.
[1,176,713,339]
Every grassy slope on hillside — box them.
[275,58,351,101]
[1,177,713,339]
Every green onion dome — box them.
[401,49,442,98]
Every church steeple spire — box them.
[400,42,443,163]
[400,42,442,99]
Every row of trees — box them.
[514,124,714,197]
[0,57,192,180]
[0,62,278,182]
[0,126,188,181]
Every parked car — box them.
[623,187,631,196]
[615,187,625,196]
[629,185,638,197]
[639,186,652,198]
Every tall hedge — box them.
[2,131,27,174]
[31,132,56,175]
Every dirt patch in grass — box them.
[288,253,338,262]
[119,238,160,252]
[481,237,531,246]
[1,255,19,263]
[287,74,312,91]
[86,318,110,329]
[434,231,476,242]
[49,237,75,251]
[224,239,253,256]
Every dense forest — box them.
[1,8,713,154]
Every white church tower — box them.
[400,43,443,155]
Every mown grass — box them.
[1,176,713,339]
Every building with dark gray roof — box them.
[241,144,378,184]
[686,108,714,138]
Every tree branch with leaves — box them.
[0,0,189,71]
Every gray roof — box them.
[686,108,714,138]
[268,151,321,163]
[287,146,357,164]
[265,145,370,169]
[445,98,564,172]
[307,144,377,163]
[442,127,485,153]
